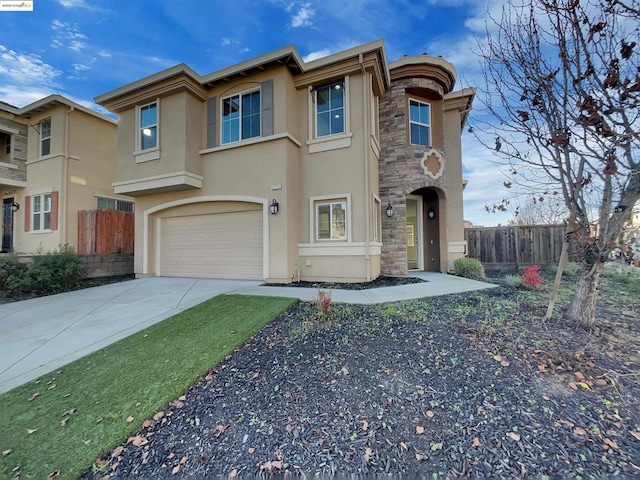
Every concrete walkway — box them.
[0,273,495,393]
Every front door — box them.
[2,198,14,252]
[406,196,423,270]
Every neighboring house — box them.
[0,95,132,254]
[95,40,474,282]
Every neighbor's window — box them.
[315,81,345,137]
[409,98,431,146]
[97,197,134,212]
[316,201,347,240]
[139,102,158,151]
[32,193,51,231]
[221,89,261,144]
[4,134,10,155]
[0,132,10,162]
[40,118,51,156]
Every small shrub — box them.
[0,253,30,294]
[317,289,332,317]
[453,257,485,279]
[521,264,544,289]
[29,244,85,293]
[563,262,583,276]
[503,274,524,289]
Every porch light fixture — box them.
[385,202,394,217]
[270,199,279,215]
[428,207,436,219]
[11,201,19,212]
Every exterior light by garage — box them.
[385,202,394,217]
[428,207,436,219]
[270,199,279,215]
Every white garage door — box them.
[160,210,263,279]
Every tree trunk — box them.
[566,261,605,329]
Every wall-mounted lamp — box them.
[385,202,394,218]
[428,207,436,219]
[270,199,279,215]
[11,201,19,212]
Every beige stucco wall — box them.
[14,104,119,254]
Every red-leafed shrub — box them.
[521,264,544,289]
[318,289,332,317]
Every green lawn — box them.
[0,294,297,479]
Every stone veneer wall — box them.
[379,78,449,276]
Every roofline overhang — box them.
[389,55,457,90]
[95,39,391,107]
[17,94,117,125]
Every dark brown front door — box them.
[2,198,14,252]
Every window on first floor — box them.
[316,200,347,241]
[97,196,134,212]
[32,193,51,231]
[221,89,261,144]
[40,118,51,156]
[315,80,345,137]
[139,101,158,151]
[409,98,431,146]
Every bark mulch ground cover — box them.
[264,275,425,290]
[82,268,640,479]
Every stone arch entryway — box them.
[407,187,444,272]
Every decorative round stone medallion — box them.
[420,148,445,179]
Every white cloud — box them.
[291,3,315,27]
[51,19,88,53]
[59,0,86,7]
[0,45,61,86]
[0,85,58,109]
[302,49,331,62]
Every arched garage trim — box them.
[143,195,269,279]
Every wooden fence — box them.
[77,209,134,255]
[465,224,575,266]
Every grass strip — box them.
[0,294,297,479]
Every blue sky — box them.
[0,0,514,226]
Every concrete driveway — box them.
[0,273,495,394]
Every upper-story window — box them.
[409,99,431,146]
[40,118,51,156]
[221,89,261,144]
[0,132,10,162]
[139,102,158,151]
[315,81,345,137]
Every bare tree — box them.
[508,195,568,225]
[473,0,639,328]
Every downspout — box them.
[61,106,74,245]
[360,53,372,281]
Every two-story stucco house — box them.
[95,40,474,283]
[0,95,131,254]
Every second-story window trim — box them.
[139,101,159,152]
[314,80,345,138]
[221,87,261,144]
[40,118,51,157]
[409,98,431,146]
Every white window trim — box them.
[309,193,351,243]
[409,97,431,146]
[307,77,351,153]
[31,192,51,232]
[135,99,160,161]
[220,87,261,145]
[40,118,51,157]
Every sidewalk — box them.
[0,273,496,393]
